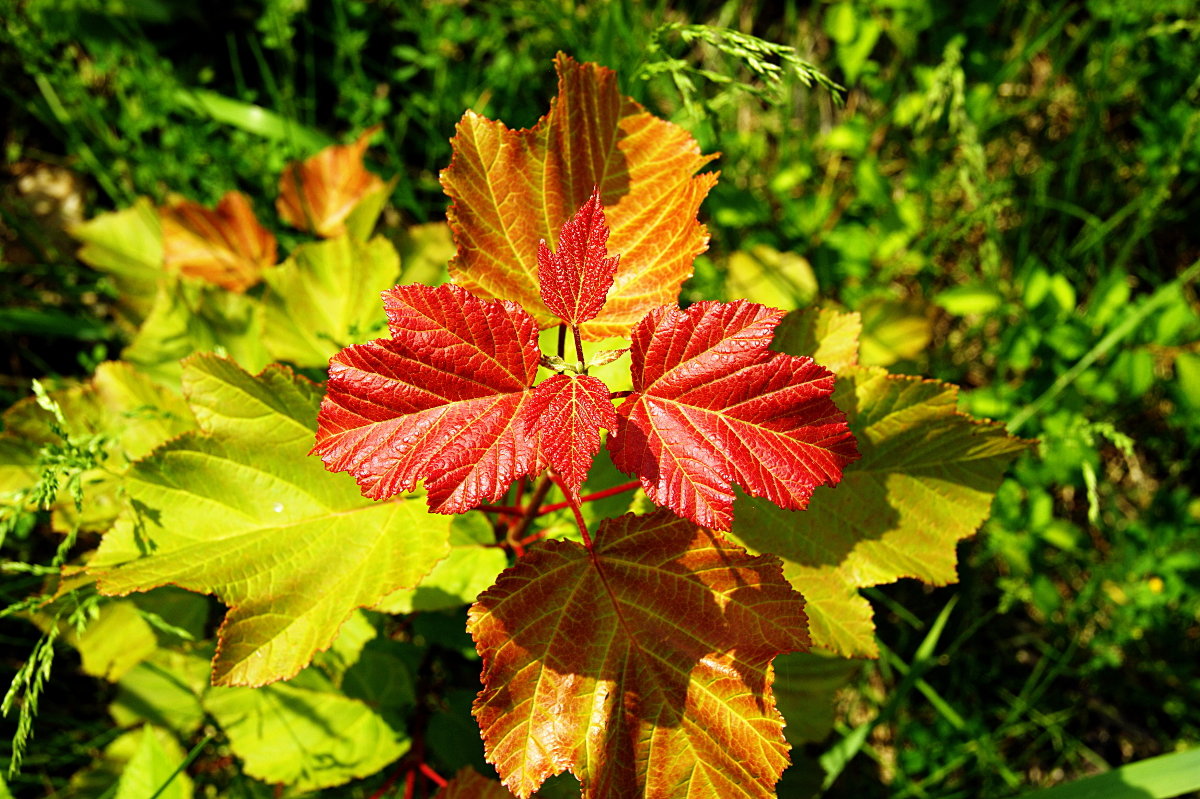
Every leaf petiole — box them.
[551,472,593,549]
[538,479,641,516]
[572,324,586,372]
[505,474,555,550]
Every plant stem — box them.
[538,479,641,516]
[552,473,593,549]
[506,474,555,549]
[475,503,524,515]
[557,322,567,360]
[418,763,447,788]
[572,324,586,370]
[610,390,632,400]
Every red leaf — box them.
[441,53,717,339]
[469,510,809,798]
[160,191,277,292]
[312,283,545,513]
[607,300,859,531]
[537,188,618,328]
[517,373,616,501]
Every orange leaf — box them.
[441,53,718,340]
[160,191,276,292]
[469,510,808,798]
[276,125,385,237]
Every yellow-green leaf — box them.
[261,235,400,368]
[731,366,1028,656]
[88,355,452,686]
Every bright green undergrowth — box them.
[2,0,1198,797]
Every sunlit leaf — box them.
[724,245,818,310]
[203,665,409,791]
[160,191,277,292]
[0,361,197,532]
[67,726,193,799]
[276,125,388,238]
[771,308,862,375]
[122,278,272,387]
[69,197,163,326]
[858,298,931,367]
[731,366,1029,656]
[608,300,859,530]
[89,355,452,686]
[261,235,400,368]
[373,514,509,614]
[110,648,211,735]
[469,510,809,799]
[441,53,718,339]
[313,283,545,513]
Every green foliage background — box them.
[1,0,1198,797]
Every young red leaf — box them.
[537,187,618,328]
[312,283,545,513]
[517,372,616,501]
[469,510,809,799]
[607,300,859,531]
[441,53,718,339]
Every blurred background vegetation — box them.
[1,0,1198,797]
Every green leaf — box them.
[373,514,508,614]
[261,236,400,368]
[123,280,272,387]
[0,361,197,533]
[773,651,860,746]
[1175,352,1200,410]
[69,198,164,326]
[89,355,452,686]
[110,649,211,735]
[933,284,1004,316]
[68,726,193,799]
[858,299,931,367]
[66,600,159,681]
[395,222,455,287]
[730,366,1028,656]
[173,88,332,151]
[723,245,818,310]
[113,725,193,799]
[1017,748,1200,799]
[771,308,862,374]
[203,666,409,792]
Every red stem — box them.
[419,763,448,788]
[609,390,632,399]
[506,474,555,550]
[552,473,593,549]
[572,324,586,369]
[538,480,641,516]
[403,769,415,799]
[475,503,523,515]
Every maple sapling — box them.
[66,53,1028,799]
